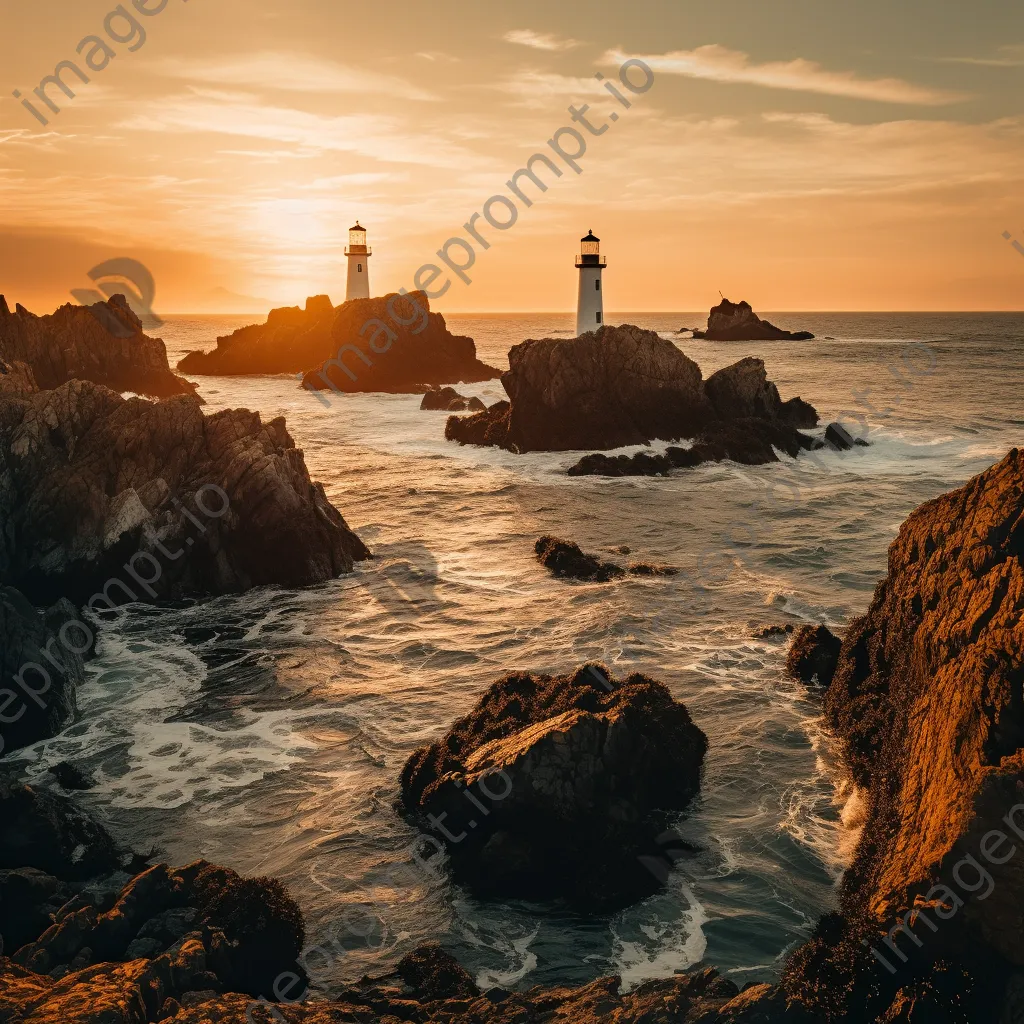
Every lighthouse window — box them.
[595,279,600,291]
[358,264,363,272]
[596,312,602,324]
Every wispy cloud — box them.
[932,45,1024,68]
[118,92,499,172]
[504,29,581,52]
[154,52,439,101]
[491,70,607,107]
[603,45,968,106]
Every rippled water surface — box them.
[10,310,1024,994]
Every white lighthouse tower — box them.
[345,222,371,301]
[575,229,606,336]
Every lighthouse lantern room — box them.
[345,222,371,301]
[575,230,606,336]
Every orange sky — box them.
[3,0,1024,314]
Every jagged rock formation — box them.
[445,326,817,458]
[779,448,1024,1021]
[177,292,500,395]
[693,298,815,341]
[785,625,842,686]
[0,588,88,757]
[399,663,707,909]
[0,380,369,606]
[0,296,195,398]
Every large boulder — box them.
[0,588,88,757]
[0,380,369,605]
[0,295,195,398]
[696,298,814,341]
[448,324,714,452]
[399,663,708,908]
[445,326,818,456]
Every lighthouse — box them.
[575,230,606,337]
[345,222,371,301]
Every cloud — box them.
[933,45,1024,68]
[504,29,581,52]
[118,92,495,171]
[154,52,439,102]
[490,70,607,108]
[603,45,968,106]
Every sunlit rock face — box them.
[399,662,708,909]
[0,295,195,398]
[781,448,1024,1022]
[0,379,368,605]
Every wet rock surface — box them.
[0,295,195,399]
[420,387,486,412]
[0,589,88,757]
[0,380,368,605]
[398,663,708,909]
[785,625,842,686]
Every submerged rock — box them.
[567,417,816,477]
[47,763,95,791]
[696,298,815,341]
[420,387,486,412]
[785,624,842,686]
[399,663,708,908]
[825,422,870,450]
[534,536,624,582]
[0,380,369,605]
[0,295,195,398]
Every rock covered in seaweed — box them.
[399,663,707,909]
[785,624,842,686]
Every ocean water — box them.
[7,310,1024,995]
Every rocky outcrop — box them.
[776,448,1024,1021]
[420,387,486,412]
[0,296,195,398]
[399,663,708,909]
[785,625,842,686]
[176,294,337,376]
[445,326,817,458]
[0,380,369,606]
[3,946,784,1023]
[178,292,500,394]
[0,588,89,757]
[694,298,814,341]
[567,417,816,477]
